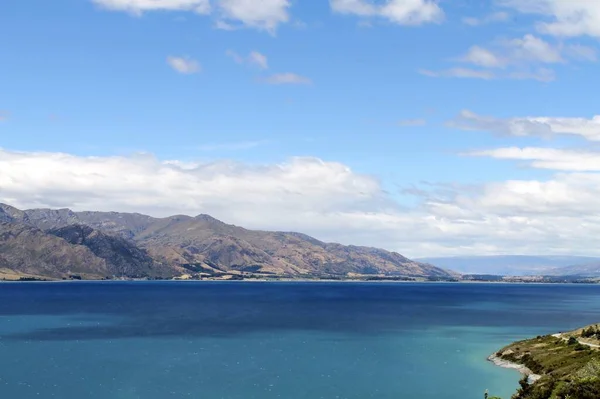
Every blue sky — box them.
[2,0,600,257]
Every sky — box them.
[2,0,600,258]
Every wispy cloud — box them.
[448,109,600,141]
[93,0,291,33]
[462,11,510,26]
[215,20,239,30]
[419,68,497,80]
[92,0,211,15]
[330,0,444,26]
[0,111,10,122]
[262,73,312,85]
[227,50,269,69]
[167,56,201,74]
[248,51,269,70]
[464,147,600,172]
[422,34,595,82]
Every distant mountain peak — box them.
[194,214,224,223]
[0,203,24,219]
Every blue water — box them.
[1,282,600,399]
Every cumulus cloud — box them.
[167,56,201,74]
[330,0,444,26]
[509,34,564,63]
[227,50,269,69]
[460,46,507,68]
[217,0,290,33]
[449,110,600,141]
[499,0,600,38]
[0,149,409,248]
[262,73,312,85]
[6,148,600,257]
[92,0,211,15]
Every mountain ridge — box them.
[0,203,455,280]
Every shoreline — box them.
[2,279,597,285]
[487,353,542,384]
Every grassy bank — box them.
[488,325,600,399]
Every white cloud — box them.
[7,148,600,257]
[508,68,556,82]
[227,50,269,69]
[423,35,574,81]
[248,51,269,69]
[499,0,600,38]
[0,149,405,250]
[0,111,9,122]
[428,34,594,82]
[92,0,211,15]
[466,147,600,172]
[214,19,238,30]
[263,73,312,85]
[458,35,563,70]
[167,56,201,74]
[462,11,509,26]
[93,0,291,32]
[449,110,600,141]
[461,46,506,68]
[418,68,497,80]
[507,34,563,63]
[330,0,444,26]
[217,0,290,33]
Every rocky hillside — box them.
[0,203,455,280]
[47,224,172,278]
[0,222,109,280]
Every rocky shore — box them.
[487,353,542,384]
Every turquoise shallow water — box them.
[1,282,600,399]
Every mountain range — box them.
[0,203,454,281]
[418,255,600,277]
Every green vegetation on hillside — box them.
[488,326,600,399]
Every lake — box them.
[1,282,600,399]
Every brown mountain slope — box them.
[0,203,455,278]
[0,222,109,280]
[47,224,175,278]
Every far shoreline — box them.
[1,278,599,286]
